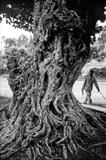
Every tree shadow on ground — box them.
[0,96,11,121]
[92,103,106,108]
[0,96,11,108]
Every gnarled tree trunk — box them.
[0,0,106,160]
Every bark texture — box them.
[0,0,106,160]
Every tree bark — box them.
[0,1,106,160]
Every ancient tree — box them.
[0,0,106,160]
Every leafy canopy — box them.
[0,0,34,31]
[0,0,106,33]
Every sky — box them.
[0,18,31,39]
[0,18,32,50]
[0,18,106,39]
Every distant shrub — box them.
[6,46,28,57]
[0,68,8,75]
[0,47,28,76]
[93,67,106,79]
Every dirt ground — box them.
[0,77,106,110]
[73,80,106,108]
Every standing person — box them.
[82,69,100,104]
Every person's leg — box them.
[83,91,88,104]
[87,92,92,104]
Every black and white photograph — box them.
[0,0,106,159]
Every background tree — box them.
[91,45,105,62]
[91,25,106,62]
[4,38,17,49]
[0,37,9,74]
[0,35,34,75]
[0,0,106,160]
[16,35,28,48]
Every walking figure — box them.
[82,69,100,104]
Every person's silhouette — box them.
[82,69,100,104]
